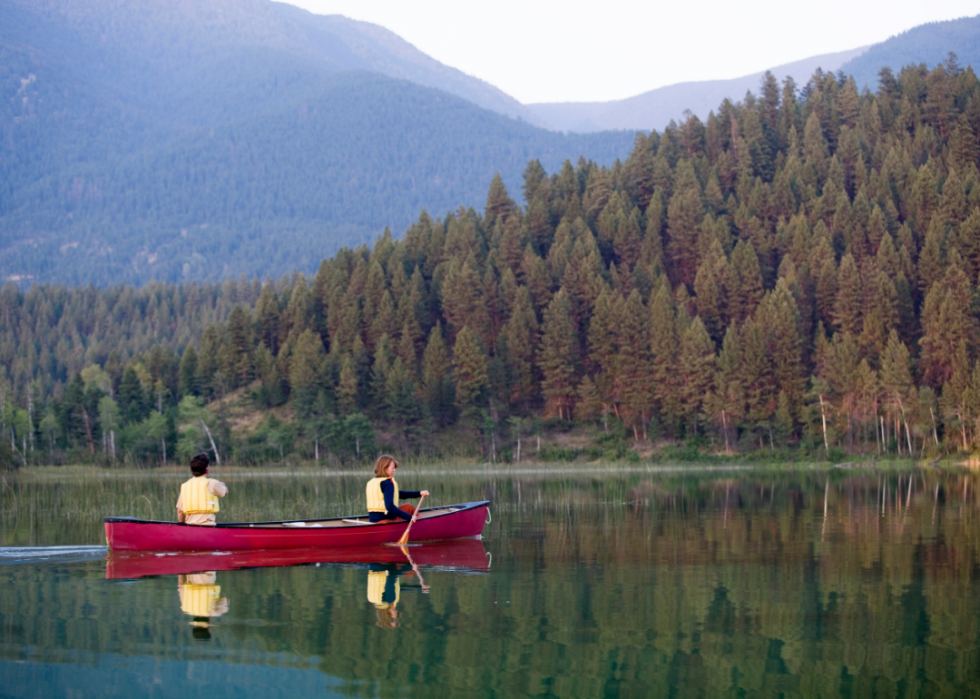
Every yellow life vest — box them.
[367,570,399,608]
[180,581,222,617]
[180,476,220,515]
[366,477,399,513]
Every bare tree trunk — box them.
[929,408,939,445]
[959,410,968,451]
[199,418,220,465]
[26,386,34,452]
[721,410,730,453]
[819,395,829,452]
[875,412,881,454]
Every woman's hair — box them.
[375,605,398,628]
[374,454,397,478]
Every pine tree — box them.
[758,279,806,421]
[920,262,978,388]
[726,240,764,324]
[832,254,862,336]
[452,326,489,422]
[289,329,326,419]
[254,284,281,356]
[178,346,199,397]
[422,323,454,426]
[615,290,652,440]
[500,287,540,409]
[859,269,899,360]
[485,173,519,224]
[117,366,147,427]
[649,282,681,435]
[693,239,728,343]
[678,317,716,437]
[370,334,394,415]
[336,355,359,417]
[538,291,579,420]
[225,306,254,389]
[384,358,422,433]
[707,324,744,452]
[740,318,774,445]
[666,161,705,286]
[880,330,915,454]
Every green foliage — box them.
[8,57,980,463]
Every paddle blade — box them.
[395,494,426,545]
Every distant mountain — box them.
[838,14,980,90]
[10,0,546,125]
[0,0,633,286]
[528,13,980,134]
[526,47,870,133]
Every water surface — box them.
[2,466,980,697]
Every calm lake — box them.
[2,465,980,698]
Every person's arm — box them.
[208,479,228,497]
[176,493,186,523]
[398,489,430,499]
[381,480,412,521]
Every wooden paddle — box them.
[398,545,430,593]
[395,494,427,546]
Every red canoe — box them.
[106,537,491,579]
[104,501,490,552]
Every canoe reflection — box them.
[178,571,229,639]
[105,537,490,579]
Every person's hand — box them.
[421,490,429,497]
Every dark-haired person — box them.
[366,454,429,523]
[176,453,228,526]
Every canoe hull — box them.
[104,501,489,551]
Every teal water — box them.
[2,467,980,697]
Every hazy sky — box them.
[284,0,978,104]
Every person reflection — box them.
[367,563,422,628]
[178,571,229,640]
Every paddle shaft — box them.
[396,494,427,546]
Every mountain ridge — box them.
[0,0,635,286]
[526,47,871,132]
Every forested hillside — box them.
[0,0,633,286]
[3,61,980,467]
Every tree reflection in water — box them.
[3,468,980,697]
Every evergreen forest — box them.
[3,59,980,467]
[0,0,633,286]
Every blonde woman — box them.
[365,455,429,523]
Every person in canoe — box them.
[366,454,428,523]
[176,453,228,526]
